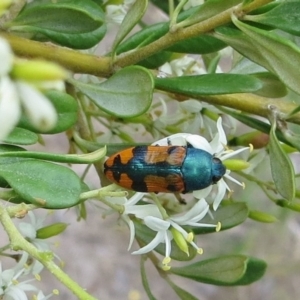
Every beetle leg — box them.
[174,192,186,205]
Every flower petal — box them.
[210,117,227,153]
[193,185,212,199]
[131,231,164,255]
[171,198,209,224]
[0,38,13,75]
[213,178,228,210]
[186,135,212,152]
[0,76,21,140]
[144,216,170,231]
[16,81,57,131]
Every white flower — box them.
[159,56,206,77]
[155,117,250,210]
[16,81,57,131]
[0,76,21,140]
[19,212,52,253]
[0,259,38,300]
[105,0,136,25]
[131,199,218,264]
[105,192,161,250]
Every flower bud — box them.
[171,227,189,256]
[0,0,12,14]
[36,222,68,239]
[248,210,277,223]
[223,159,250,171]
[11,59,68,82]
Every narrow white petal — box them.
[220,147,250,161]
[16,81,57,131]
[126,218,135,251]
[213,179,227,210]
[164,231,172,258]
[193,185,212,199]
[224,172,243,186]
[171,199,209,224]
[144,216,170,231]
[126,192,145,206]
[132,231,164,255]
[0,38,13,75]
[0,77,21,140]
[210,117,227,153]
[186,135,212,152]
[125,204,161,219]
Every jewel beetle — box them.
[104,144,226,193]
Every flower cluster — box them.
[0,251,58,300]
[0,37,67,141]
[0,212,61,299]
[105,117,250,268]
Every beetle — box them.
[104,144,226,193]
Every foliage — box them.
[0,0,300,299]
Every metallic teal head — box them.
[211,157,226,184]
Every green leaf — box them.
[0,160,82,209]
[232,257,267,285]
[0,145,26,188]
[140,258,157,300]
[215,18,300,95]
[171,255,267,286]
[251,72,287,98]
[168,281,198,300]
[245,1,300,36]
[0,147,107,164]
[155,74,262,96]
[18,90,78,134]
[9,0,106,49]
[4,127,38,145]
[167,35,226,54]
[179,0,241,27]
[112,0,148,52]
[134,222,197,261]
[71,66,154,118]
[150,0,179,13]
[268,113,295,201]
[231,59,288,97]
[192,202,249,234]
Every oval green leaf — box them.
[140,257,157,300]
[177,0,241,27]
[9,0,106,49]
[245,1,300,36]
[3,127,38,145]
[0,160,82,209]
[18,90,78,134]
[71,66,154,118]
[171,255,267,286]
[169,281,198,300]
[155,74,262,96]
[268,116,295,201]
[112,0,148,52]
[215,17,300,95]
[192,202,249,234]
